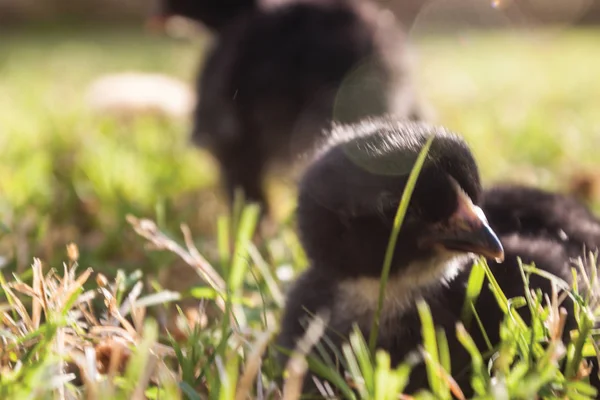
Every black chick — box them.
[276,117,505,394]
[482,185,600,260]
[276,117,598,396]
[192,0,425,213]
[470,185,600,375]
[150,0,256,32]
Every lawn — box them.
[0,23,599,399]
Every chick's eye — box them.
[375,191,421,225]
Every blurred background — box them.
[1,0,600,25]
[1,0,599,285]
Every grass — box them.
[416,29,600,195]
[1,23,600,398]
[1,214,599,399]
[0,24,218,276]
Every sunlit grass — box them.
[416,29,600,192]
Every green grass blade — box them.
[461,258,486,327]
[342,342,368,398]
[369,135,434,354]
[436,328,451,376]
[374,351,412,400]
[565,307,595,379]
[350,326,375,396]
[218,350,240,400]
[456,323,489,396]
[124,319,159,398]
[228,204,260,291]
[179,382,202,400]
[471,303,493,351]
[217,215,231,267]
[417,299,449,399]
[305,354,358,400]
[227,203,260,327]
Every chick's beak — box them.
[430,192,504,262]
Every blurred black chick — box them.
[473,185,600,368]
[483,185,600,259]
[191,0,425,213]
[150,0,256,32]
[276,117,599,395]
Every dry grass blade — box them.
[576,256,593,296]
[127,215,229,312]
[1,312,20,335]
[120,281,146,333]
[151,342,176,358]
[127,215,225,289]
[181,223,225,290]
[247,244,285,308]
[119,281,143,318]
[105,340,129,378]
[55,325,67,400]
[10,282,39,298]
[109,311,138,340]
[235,330,275,400]
[282,312,330,400]
[90,325,137,342]
[182,222,247,331]
[544,283,568,352]
[1,284,33,331]
[63,268,93,308]
[132,355,159,400]
[66,243,79,264]
[31,258,44,329]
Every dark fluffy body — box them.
[477,185,600,389]
[483,185,600,260]
[276,117,600,395]
[192,0,423,211]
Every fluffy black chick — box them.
[276,117,599,396]
[472,185,600,377]
[150,0,256,32]
[276,117,505,394]
[192,0,424,212]
[482,185,600,260]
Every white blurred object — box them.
[276,264,295,282]
[85,72,196,119]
